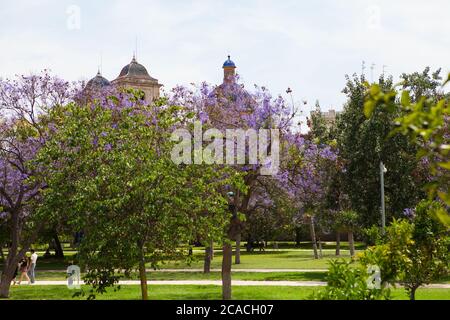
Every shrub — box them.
[311,259,391,300]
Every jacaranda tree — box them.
[0,71,73,298]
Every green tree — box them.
[307,100,338,145]
[337,73,426,227]
[335,210,359,257]
[359,200,449,300]
[364,70,450,226]
[36,91,243,300]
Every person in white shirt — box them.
[28,249,38,284]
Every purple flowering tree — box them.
[0,71,73,298]
[278,134,339,258]
[169,76,299,299]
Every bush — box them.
[359,200,449,300]
[311,259,391,300]
[361,225,383,246]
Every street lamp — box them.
[380,161,387,233]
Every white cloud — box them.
[0,0,448,111]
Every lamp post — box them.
[380,161,387,233]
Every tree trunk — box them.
[0,246,25,298]
[138,244,148,300]
[0,245,4,261]
[318,238,323,259]
[203,245,211,273]
[348,231,355,257]
[0,208,42,298]
[1,213,20,298]
[222,242,232,300]
[53,232,64,258]
[0,263,16,298]
[210,240,214,260]
[310,217,319,259]
[336,232,341,256]
[409,286,418,301]
[234,233,241,265]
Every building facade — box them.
[84,55,162,102]
[84,55,240,103]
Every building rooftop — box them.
[85,70,110,91]
[117,56,157,81]
[223,55,236,68]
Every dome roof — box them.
[85,71,110,90]
[118,56,155,79]
[223,55,236,68]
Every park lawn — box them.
[159,250,354,270]
[23,271,450,284]
[1,243,362,271]
[28,271,329,281]
[2,242,364,272]
[1,250,353,271]
[0,252,78,270]
[3,285,449,300]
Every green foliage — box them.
[311,259,391,300]
[359,219,414,284]
[35,93,245,298]
[361,225,383,246]
[337,73,426,227]
[335,210,359,232]
[359,200,449,300]
[364,70,450,225]
[308,100,337,145]
[403,201,449,298]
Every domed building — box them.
[206,56,255,127]
[83,54,162,103]
[215,55,252,104]
[84,70,111,93]
[111,55,162,102]
[222,55,237,83]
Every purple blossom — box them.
[104,143,113,152]
[403,208,416,219]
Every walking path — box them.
[40,268,328,273]
[14,280,450,289]
[153,269,329,273]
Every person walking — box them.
[17,258,30,285]
[28,249,38,284]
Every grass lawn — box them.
[1,243,359,271]
[159,250,354,270]
[30,271,329,281]
[3,285,449,300]
[1,250,354,273]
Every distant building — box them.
[84,54,162,102]
[112,55,162,102]
[309,109,340,126]
[83,70,110,96]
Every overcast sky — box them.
[0,0,449,114]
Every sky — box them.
[0,0,449,116]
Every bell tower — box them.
[223,55,236,83]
